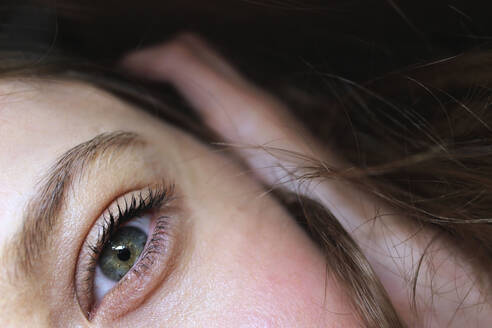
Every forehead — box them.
[0,79,147,256]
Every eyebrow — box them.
[10,131,144,278]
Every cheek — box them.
[193,210,359,328]
[129,138,359,327]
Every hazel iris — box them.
[99,226,147,281]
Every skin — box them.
[0,77,357,326]
[0,34,491,327]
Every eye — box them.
[93,215,151,303]
[100,226,147,281]
[75,183,180,320]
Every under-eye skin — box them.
[75,182,180,321]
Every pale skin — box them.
[0,34,490,327]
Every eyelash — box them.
[87,185,171,272]
[77,182,176,319]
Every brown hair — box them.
[3,1,492,327]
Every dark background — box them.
[2,0,492,84]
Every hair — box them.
[3,1,492,327]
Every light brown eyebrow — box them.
[10,131,144,279]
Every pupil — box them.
[117,247,131,261]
